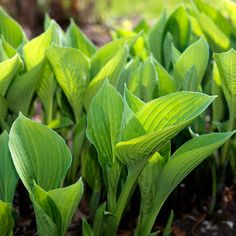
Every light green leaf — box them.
[87,81,123,170]
[66,19,96,57]
[174,37,209,91]
[214,49,236,123]
[196,12,230,52]
[194,0,231,37]
[136,132,234,236]
[48,179,84,233]
[0,7,27,48]
[9,114,71,192]
[37,63,57,124]
[31,193,58,236]
[156,61,176,97]
[0,54,23,96]
[90,35,138,78]
[167,5,190,51]
[23,21,63,70]
[124,85,145,113]
[0,36,17,60]
[83,219,94,236]
[6,61,44,115]
[116,92,215,170]
[47,46,90,122]
[84,46,128,110]
[48,116,74,130]
[147,12,167,63]
[0,200,14,236]
[0,131,18,203]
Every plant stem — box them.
[209,157,216,215]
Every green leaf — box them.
[195,12,230,52]
[147,12,167,63]
[0,36,17,60]
[0,200,14,236]
[9,114,71,192]
[167,5,190,51]
[0,95,8,120]
[48,179,84,233]
[0,7,27,48]
[6,61,45,115]
[194,0,231,37]
[138,153,165,217]
[84,46,128,110]
[0,131,18,203]
[174,37,209,91]
[23,21,63,70]
[155,61,176,97]
[127,56,157,102]
[47,46,90,122]
[37,63,57,124]
[212,62,225,122]
[116,92,215,170]
[83,219,94,236]
[90,35,138,78]
[31,191,58,236]
[0,54,23,96]
[66,19,96,57]
[32,179,84,236]
[135,132,234,235]
[48,116,74,130]
[124,85,145,113]
[214,49,236,123]
[87,80,123,172]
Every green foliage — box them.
[0,3,236,236]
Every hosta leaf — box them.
[163,32,173,70]
[48,116,74,130]
[194,0,231,37]
[31,194,58,236]
[196,12,230,52]
[225,0,236,36]
[116,92,215,170]
[47,46,90,122]
[87,81,123,169]
[65,19,96,57]
[147,12,167,63]
[136,132,234,236]
[212,62,225,122]
[0,54,23,96]
[83,219,94,236]
[37,63,57,124]
[0,132,18,203]
[23,21,63,70]
[6,61,45,115]
[90,35,138,78]
[124,86,145,113]
[33,184,62,235]
[138,153,164,216]
[128,57,157,102]
[214,49,236,121]
[0,95,8,120]
[0,36,16,60]
[84,46,128,110]
[9,114,71,192]
[167,5,190,51]
[0,7,27,48]
[0,200,14,236]
[48,179,84,233]
[157,133,234,211]
[174,37,209,91]
[156,61,176,97]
